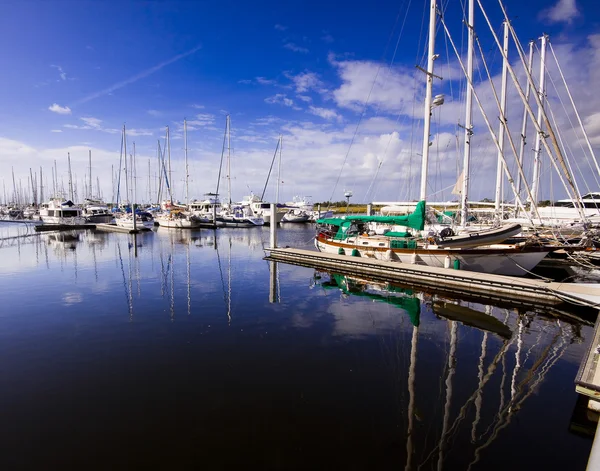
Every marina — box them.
[0,220,598,469]
[2,0,600,468]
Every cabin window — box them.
[62,210,79,217]
[48,210,55,217]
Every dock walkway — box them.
[265,247,600,308]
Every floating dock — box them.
[34,224,94,232]
[265,247,600,308]
[94,224,151,234]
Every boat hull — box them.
[314,236,551,277]
[85,213,114,224]
[40,216,88,225]
[115,218,154,230]
[215,216,264,228]
[156,217,201,229]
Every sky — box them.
[1,0,599,205]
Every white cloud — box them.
[283,43,309,54]
[191,104,205,109]
[331,58,417,114]
[48,103,72,115]
[81,117,103,129]
[256,77,277,85]
[186,113,215,129]
[147,109,162,117]
[285,70,326,94]
[308,106,341,122]
[297,95,312,103]
[63,117,124,135]
[51,64,67,81]
[265,94,300,110]
[540,0,580,24]
[51,129,63,133]
[274,24,287,31]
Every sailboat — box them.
[156,119,202,229]
[114,126,154,231]
[214,115,264,228]
[314,0,559,277]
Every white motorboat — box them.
[39,198,86,225]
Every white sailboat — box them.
[214,115,264,228]
[156,119,201,229]
[115,127,154,231]
[314,0,554,277]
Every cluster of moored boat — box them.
[0,193,330,230]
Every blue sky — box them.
[1,0,599,204]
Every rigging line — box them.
[493,1,585,220]
[544,92,585,202]
[327,1,408,207]
[260,138,281,201]
[548,41,600,183]
[439,12,534,223]
[538,43,600,192]
[362,0,414,202]
[215,117,228,197]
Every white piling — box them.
[270,203,277,248]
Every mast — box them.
[184,118,189,207]
[419,0,438,202]
[494,20,509,220]
[89,150,93,199]
[123,125,129,209]
[133,140,137,232]
[515,41,534,214]
[11,167,16,204]
[29,168,35,205]
[148,159,151,205]
[53,160,58,197]
[40,166,44,204]
[460,0,474,225]
[167,125,173,204]
[227,114,232,205]
[530,34,548,210]
[67,152,74,201]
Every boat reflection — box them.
[307,269,588,470]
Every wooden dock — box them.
[576,315,600,401]
[94,224,151,234]
[265,247,600,308]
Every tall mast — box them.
[167,125,173,203]
[227,115,232,205]
[89,150,93,199]
[460,0,474,225]
[133,141,137,232]
[494,20,510,220]
[515,41,534,214]
[123,125,129,208]
[67,152,74,201]
[148,159,151,204]
[54,159,58,197]
[29,168,35,205]
[419,0,438,202]
[40,166,44,204]
[530,34,548,210]
[184,118,189,207]
[11,167,16,204]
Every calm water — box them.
[0,221,595,470]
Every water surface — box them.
[0,221,594,470]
